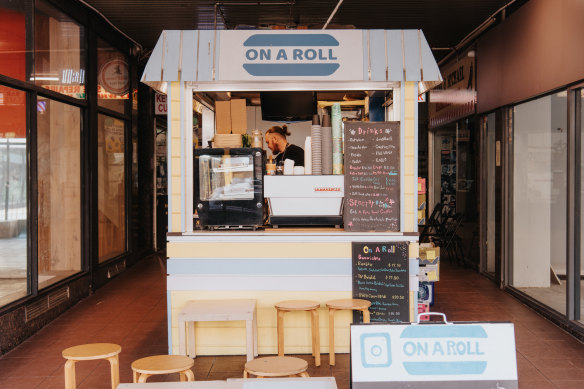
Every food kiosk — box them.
[141,29,442,356]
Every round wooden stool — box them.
[275,300,321,366]
[326,298,371,365]
[62,343,121,389]
[131,355,195,383]
[244,356,310,378]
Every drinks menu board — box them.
[344,121,400,231]
[352,242,409,323]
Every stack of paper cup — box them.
[304,136,312,175]
[331,103,343,174]
[310,114,322,175]
[321,114,333,175]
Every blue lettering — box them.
[276,49,287,60]
[259,49,271,60]
[456,342,466,355]
[417,342,428,356]
[305,49,317,60]
[329,49,338,60]
[447,340,456,355]
[318,49,327,60]
[432,342,444,356]
[293,49,303,60]
[246,49,258,60]
[403,341,416,356]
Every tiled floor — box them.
[0,253,582,388]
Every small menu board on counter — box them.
[344,121,400,232]
[352,242,409,323]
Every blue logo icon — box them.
[360,333,392,368]
[242,34,340,77]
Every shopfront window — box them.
[97,39,128,114]
[0,85,27,305]
[37,97,81,289]
[34,0,85,99]
[0,3,27,81]
[98,114,125,262]
[512,91,567,314]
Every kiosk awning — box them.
[141,29,442,94]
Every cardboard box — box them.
[213,134,243,148]
[215,101,232,134]
[215,99,248,134]
[230,99,247,134]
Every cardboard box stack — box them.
[418,243,440,320]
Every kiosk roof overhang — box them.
[141,29,442,94]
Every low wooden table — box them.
[178,299,258,361]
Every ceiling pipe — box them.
[437,0,518,66]
[322,0,344,30]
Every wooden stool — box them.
[62,343,121,389]
[131,355,194,383]
[275,300,320,366]
[326,298,371,365]
[178,299,258,361]
[243,356,310,378]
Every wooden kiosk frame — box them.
[141,29,442,356]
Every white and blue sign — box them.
[351,322,518,389]
[218,30,363,81]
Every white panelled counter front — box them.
[166,229,419,356]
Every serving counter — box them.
[166,229,418,356]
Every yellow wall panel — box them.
[167,242,351,259]
[169,290,355,355]
[409,242,419,258]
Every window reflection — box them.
[34,0,85,99]
[37,97,81,289]
[0,4,27,81]
[98,114,125,262]
[0,85,27,305]
[97,39,128,114]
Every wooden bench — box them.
[178,299,258,361]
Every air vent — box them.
[48,287,70,308]
[25,298,48,322]
[107,260,126,279]
[25,286,70,322]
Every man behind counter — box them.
[265,124,304,167]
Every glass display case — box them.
[194,148,265,229]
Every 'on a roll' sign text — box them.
[218,30,363,81]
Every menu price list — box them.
[344,121,400,232]
[352,242,409,323]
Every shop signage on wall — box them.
[219,30,363,81]
[99,59,129,95]
[429,53,477,129]
[155,93,167,115]
[351,322,518,388]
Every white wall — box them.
[246,106,312,160]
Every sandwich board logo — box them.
[351,323,518,388]
[242,34,340,77]
[361,333,392,367]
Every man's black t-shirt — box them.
[274,143,304,167]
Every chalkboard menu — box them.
[344,121,400,232]
[352,242,409,323]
